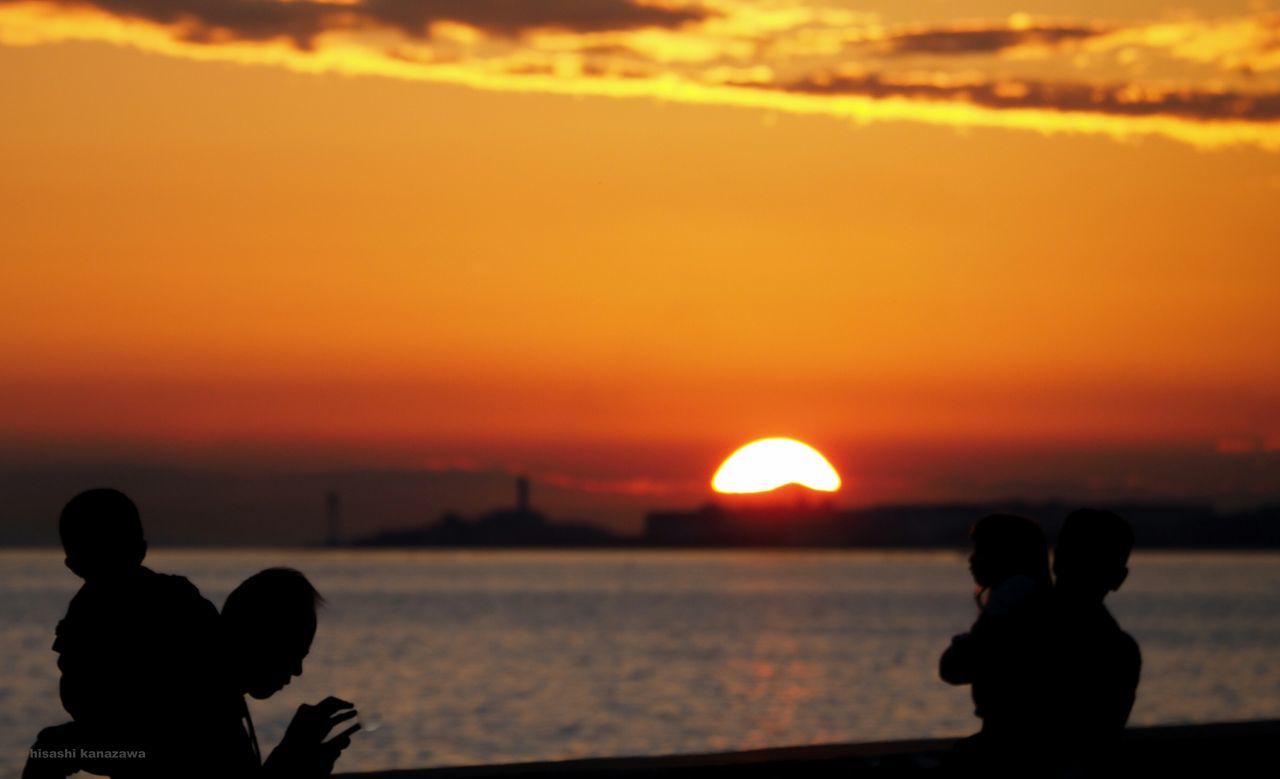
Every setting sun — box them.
[711,438,842,495]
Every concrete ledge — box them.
[340,720,1278,777]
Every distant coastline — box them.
[352,489,1280,550]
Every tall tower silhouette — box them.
[325,490,342,547]
[517,476,530,514]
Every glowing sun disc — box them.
[712,437,841,494]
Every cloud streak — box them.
[771,71,1280,123]
[2,1,1279,150]
[879,21,1107,57]
[17,0,713,44]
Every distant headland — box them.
[352,477,1280,549]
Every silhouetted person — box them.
[1049,508,1141,775]
[218,568,359,778]
[23,488,222,779]
[940,513,1055,774]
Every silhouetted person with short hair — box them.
[58,486,147,580]
[218,568,360,778]
[940,513,1055,775]
[1049,508,1141,775]
[24,488,222,779]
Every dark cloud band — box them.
[881,23,1106,56]
[3,0,712,45]
[767,72,1280,123]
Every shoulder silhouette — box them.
[941,513,1056,774]
[29,488,223,779]
[221,568,359,778]
[1049,508,1141,770]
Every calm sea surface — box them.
[2,549,1279,777]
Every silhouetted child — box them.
[940,513,1055,774]
[1049,508,1141,775]
[24,488,221,779]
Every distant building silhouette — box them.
[517,476,530,513]
[355,493,1280,549]
[353,476,621,547]
[325,490,342,547]
[474,475,550,541]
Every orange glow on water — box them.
[712,438,842,495]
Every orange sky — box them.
[2,1,1278,509]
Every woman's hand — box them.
[265,696,360,778]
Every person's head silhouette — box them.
[59,488,147,581]
[222,568,323,699]
[969,513,1051,592]
[1054,508,1133,601]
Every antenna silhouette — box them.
[325,490,342,547]
[517,476,530,514]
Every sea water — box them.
[2,549,1278,776]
